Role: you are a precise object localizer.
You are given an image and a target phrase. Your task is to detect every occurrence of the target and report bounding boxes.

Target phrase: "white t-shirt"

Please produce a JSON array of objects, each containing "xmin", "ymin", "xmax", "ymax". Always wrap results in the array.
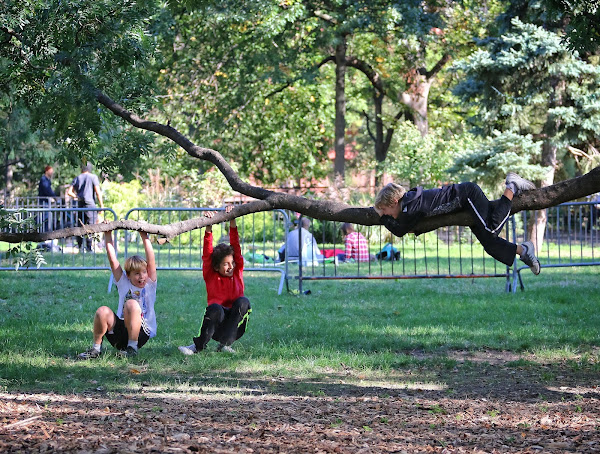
[
  {"xmin": 115, "ymin": 273, "xmax": 158, "ymax": 338},
  {"xmin": 282, "ymin": 227, "xmax": 323, "ymax": 261}
]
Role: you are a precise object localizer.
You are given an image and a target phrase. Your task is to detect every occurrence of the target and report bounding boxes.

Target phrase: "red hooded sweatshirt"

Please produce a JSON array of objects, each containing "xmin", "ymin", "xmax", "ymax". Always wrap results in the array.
[{"xmin": 202, "ymin": 226, "xmax": 245, "ymax": 308}]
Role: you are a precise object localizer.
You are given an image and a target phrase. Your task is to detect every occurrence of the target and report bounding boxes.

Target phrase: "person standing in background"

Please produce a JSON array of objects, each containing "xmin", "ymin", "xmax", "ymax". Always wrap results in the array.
[
  {"xmin": 67, "ymin": 163, "xmax": 104, "ymax": 252},
  {"xmin": 38, "ymin": 165, "xmax": 59, "ymax": 204},
  {"xmin": 37, "ymin": 165, "xmax": 60, "ymax": 251}
]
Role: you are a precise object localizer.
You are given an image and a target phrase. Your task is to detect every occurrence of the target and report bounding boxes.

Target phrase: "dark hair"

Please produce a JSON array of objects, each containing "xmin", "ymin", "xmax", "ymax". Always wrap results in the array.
[
  {"xmin": 340, "ymin": 223, "xmax": 354, "ymax": 235},
  {"xmin": 212, "ymin": 243, "xmax": 234, "ymax": 270}
]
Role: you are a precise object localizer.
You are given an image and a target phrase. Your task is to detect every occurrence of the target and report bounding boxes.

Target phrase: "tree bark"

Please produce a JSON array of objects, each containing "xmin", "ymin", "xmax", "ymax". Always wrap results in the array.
[
  {"xmin": 334, "ymin": 39, "xmax": 347, "ymax": 179},
  {"xmin": 400, "ymin": 69, "xmax": 430, "ymax": 137},
  {"xmin": 1, "ymin": 91, "xmax": 599, "ymax": 244},
  {"xmin": 529, "ymin": 77, "xmax": 564, "ymax": 252},
  {"xmin": 4, "ymin": 153, "xmax": 13, "ymax": 201}
]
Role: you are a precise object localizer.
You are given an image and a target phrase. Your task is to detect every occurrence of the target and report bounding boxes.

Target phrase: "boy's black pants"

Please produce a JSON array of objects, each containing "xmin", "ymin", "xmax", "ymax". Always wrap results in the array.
[
  {"xmin": 194, "ymin": 297, "xmax": 251, "ymax": 351},
  {"xmin": 455, "ymin": 182, "xmax": 517, "ymax": 266}
]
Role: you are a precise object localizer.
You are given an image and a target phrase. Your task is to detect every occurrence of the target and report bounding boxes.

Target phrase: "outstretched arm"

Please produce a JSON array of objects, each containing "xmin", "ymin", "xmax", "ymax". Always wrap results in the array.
[
  {"xmin": 380, "ymin": 213, "xmax": 423, "ymax": 239},
  {"xmin": 140, "ymin": 231, "xmax": 156, "ymax": 282},
  {"xmin": 104, "ymin": 230, "xmax": 123, "ymax": 282},
  {"xmin": 225, "ymin": 205, "xmax": 236, "ymax": 228}
]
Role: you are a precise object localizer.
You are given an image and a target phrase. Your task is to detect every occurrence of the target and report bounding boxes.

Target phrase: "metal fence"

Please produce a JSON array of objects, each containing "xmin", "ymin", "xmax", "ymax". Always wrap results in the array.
[
  {"xmin": 512, "ymin": 201, "xmax": 600, "ymax": 291},
  {"xmin": 289, "ymin": 202, "xmax": 600, "ymax": 293},
  {"xmin": 123, "ymin": 207, "xmax": 290, "ymax": 295},
  {"xmin": 290, "ymin": 215, "xmax": 514, "ymax": 294},
  {"xmin": 2, "ymin": 196, "xmax": 72, "ymax": 209},
  {"xmin": 2, "ymin": 202, "xmax": 599, "ymax": 295}
]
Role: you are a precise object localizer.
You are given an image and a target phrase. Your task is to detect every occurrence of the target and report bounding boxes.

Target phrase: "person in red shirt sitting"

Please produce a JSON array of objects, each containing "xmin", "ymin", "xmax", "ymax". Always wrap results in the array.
[{"xmin": 179, "ymin": 206, "xmax": 251, "ymax": 354}]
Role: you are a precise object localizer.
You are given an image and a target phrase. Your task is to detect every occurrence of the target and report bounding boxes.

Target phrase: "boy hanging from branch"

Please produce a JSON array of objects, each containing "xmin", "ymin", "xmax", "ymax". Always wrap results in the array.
[
  {"xmin": 373, "ymin": 173, "xmax": 541, "ymax": 275},
  {"xmin": 77, "ymin": 228, "xmax": 157, "ymax": 359},
  {"xmin": 179, "ymin": 205, "xmax": 251, "ymax": 355}
]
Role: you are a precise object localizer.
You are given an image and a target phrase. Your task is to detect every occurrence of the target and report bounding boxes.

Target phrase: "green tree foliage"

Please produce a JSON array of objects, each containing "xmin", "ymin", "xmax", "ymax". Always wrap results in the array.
[
  {"xmin": 452, "ymin": 17, "xmax": 600, "ymax": 184},
  {"xmin": 157, "ymin": 0, "xmax": 455, "ymax": 180},
  {"xmin": 374, "ymin": 121, "xmax": 479, "ymax": 188},
  {"xmin": 535, "ymin": 0, "xmax": 600, "ymax": 54},
  {"xmin": 0, "ymin": 94, "xmax": 58, "ymax": 197},
  {"xmin": 0, "ymin": 0, "xmax": 160, "ymax": 174}
]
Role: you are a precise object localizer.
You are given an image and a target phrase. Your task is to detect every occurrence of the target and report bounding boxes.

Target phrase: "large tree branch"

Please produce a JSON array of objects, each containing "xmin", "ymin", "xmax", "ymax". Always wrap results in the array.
[
  {"xmin": 2, "ymin": 91, "xmax": 599, "ymax": 244},
  {"xmin": 421, "ymin": 54, "xmax": 451, "ymax": 80}
]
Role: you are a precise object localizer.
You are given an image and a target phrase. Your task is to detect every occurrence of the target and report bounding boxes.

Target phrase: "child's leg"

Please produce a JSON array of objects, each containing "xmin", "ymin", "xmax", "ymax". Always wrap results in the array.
[
  {"xmin": 217, "ymin": 297, "xmax": 251, "ymax": 347},
  {"xmin": 77, "ymin": 306, "xmax": 116, "ymax": 359},
  {"xmin": 92, "ymin": 306, "xmax": 116, "ymax": 345},
  {"xmin": 193, "ymin": 304, "xmax": 225, "ymax": 351},
  {"xmin": 123, "ymin": 299, "xmax": 142, "ymax": 343},
  {"xmin": 470, "ymin": 222, "xmax": 518, "ymax": 266},
  {"xmin": 459, "ymin": 182, "xmax": 511, "ymax": 236}
]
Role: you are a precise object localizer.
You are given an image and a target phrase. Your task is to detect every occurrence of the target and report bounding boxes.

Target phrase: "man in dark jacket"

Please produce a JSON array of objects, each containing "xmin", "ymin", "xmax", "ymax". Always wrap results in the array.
[{"xmin": 38, "ymin": 165, "xmax": 58, "ymax": 203}]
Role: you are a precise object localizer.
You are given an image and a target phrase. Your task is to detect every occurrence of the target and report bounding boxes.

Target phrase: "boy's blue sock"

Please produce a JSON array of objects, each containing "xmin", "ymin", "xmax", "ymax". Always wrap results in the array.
[{"xmin": 93, "ymin": 343, "xmax": 102, "ymax": 352}]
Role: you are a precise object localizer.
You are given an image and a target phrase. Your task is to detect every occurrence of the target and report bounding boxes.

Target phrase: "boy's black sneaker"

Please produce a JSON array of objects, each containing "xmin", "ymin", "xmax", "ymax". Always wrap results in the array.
[
  {"xmin": 77, "ymin": 347, "xmax": 101, "ymax": 360},
  {"xmin": 118, "ymin": 346, "xmax": 138, "ymax": 358},
  {"xmin": 519, "ymin": 241, "xmax": 541, "ymax": 275},
  {"xmin": 505, "ymin": 173, "xmax": 536, "ymax": 196}
]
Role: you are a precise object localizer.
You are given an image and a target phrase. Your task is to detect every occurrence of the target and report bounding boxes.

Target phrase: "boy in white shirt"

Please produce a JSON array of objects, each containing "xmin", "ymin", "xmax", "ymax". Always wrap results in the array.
[{"xmin": 77, "ymin": 229, "xmax": 157, "ymax": 359}]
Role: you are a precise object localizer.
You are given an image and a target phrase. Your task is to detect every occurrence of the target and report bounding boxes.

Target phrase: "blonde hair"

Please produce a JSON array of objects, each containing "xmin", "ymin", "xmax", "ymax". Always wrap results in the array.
[
  {"xmin": 124, "ymin": 255, "xmax": 147, "ymax": 275},
  {"xmin": 374, "ymin": 183, "xmax": 407, "ymax": 209}
]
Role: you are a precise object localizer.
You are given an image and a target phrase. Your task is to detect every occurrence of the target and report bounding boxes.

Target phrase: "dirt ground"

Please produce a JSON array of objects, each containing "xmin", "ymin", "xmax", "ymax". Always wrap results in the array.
[{"xmin": 2, "ymin": 350, "xmax": 600, "ymax": 453}]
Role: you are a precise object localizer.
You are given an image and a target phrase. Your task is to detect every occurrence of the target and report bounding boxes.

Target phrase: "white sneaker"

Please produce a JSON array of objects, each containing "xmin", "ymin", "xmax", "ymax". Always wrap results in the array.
[
  {"xmin": 216, "ymin": 344, "xmax": 235, "ymax": 353},
  {"xmin": 505, "ymin": 172, "xmax": 536, "ymax": 196},
  {"xmin": 178, "ymin": 344, "xmax": 197, "ymax": 356},
  {"xmin": 519, "ymin": 241, "xmax": 541, "ymax": 275}
]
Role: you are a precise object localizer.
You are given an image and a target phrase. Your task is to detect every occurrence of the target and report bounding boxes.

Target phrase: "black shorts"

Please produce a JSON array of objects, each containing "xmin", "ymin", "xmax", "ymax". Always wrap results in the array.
[{"xmin": 105, "ymin": 311, "xmax": 150, "ymax": 350}]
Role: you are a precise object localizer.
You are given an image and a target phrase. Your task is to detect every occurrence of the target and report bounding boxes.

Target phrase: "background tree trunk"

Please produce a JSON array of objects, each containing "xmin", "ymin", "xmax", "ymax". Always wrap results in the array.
[
  {"xmin": 529, "ymin": 78, "xmax": 564, "ymax": 252},
  {"xmin": 4, "ymin": 153, "xmax": 14, "ymax": 201},
  {"xmin": 400, "ymin": 69, "xmax": 431, "ymax": 137},
  {"xmin": 334, "ymin": 38, "xmax": 347, "ymax": 180}
]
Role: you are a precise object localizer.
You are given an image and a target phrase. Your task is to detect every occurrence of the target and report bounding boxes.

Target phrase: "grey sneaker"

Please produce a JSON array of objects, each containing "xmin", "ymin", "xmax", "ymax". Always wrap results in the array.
[
  {"xmin": 506, "ymin": 172, "xmax": 536, "ymax": 196},
  {"xmin": 118, "ymin": 346, "xmax": 138, "ymax": 358},
  {"xmin": 178, "ymin": 344, "xmax": 197, "ymax": 356},
  {"xmin": 520, "ymin": 241, "xmax": 541, "ymax": 275},
  {"xmin": 77, "ymin": 347, "xmax": 101, "ymax": 360},
  {"xmin": 216, "ymin": 344, "xmax": 235, "ymax": 353}
]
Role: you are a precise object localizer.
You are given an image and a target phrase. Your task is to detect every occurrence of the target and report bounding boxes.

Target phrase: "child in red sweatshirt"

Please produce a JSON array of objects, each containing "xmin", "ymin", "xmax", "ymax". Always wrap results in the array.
[{"xmin": 179, "ymin": 206, "xmax": 251, "ymax": 354}]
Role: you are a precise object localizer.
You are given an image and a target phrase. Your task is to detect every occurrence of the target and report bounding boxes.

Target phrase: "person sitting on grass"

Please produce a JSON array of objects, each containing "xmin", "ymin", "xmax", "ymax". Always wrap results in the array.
[
  {"xmin": 77, "ymin": 229, "xmax": 157, "ymax": 359},
  {"xmin": 373, "ymin": 173, "xmax": 541, "ymax": 275},
  {"xmin": 179, "ymin": 206, "xmax": 251, "ymax": 355},
  {"xmin": 340, "ymin": 223, "xmax": 372, "ymax": 262}
]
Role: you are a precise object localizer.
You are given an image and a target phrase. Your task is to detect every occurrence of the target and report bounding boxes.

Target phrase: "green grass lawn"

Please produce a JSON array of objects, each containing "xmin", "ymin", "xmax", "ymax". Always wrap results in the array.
[{"xmin": 0, "ymin": 267, "xmax": 598, "ymax": 395}]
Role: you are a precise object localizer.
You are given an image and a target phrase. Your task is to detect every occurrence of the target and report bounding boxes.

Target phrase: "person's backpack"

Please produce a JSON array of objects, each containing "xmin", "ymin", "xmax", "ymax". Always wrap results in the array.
[{"xmin": 376, "ymin": 242, "xmax": 401, "ymax": 261}]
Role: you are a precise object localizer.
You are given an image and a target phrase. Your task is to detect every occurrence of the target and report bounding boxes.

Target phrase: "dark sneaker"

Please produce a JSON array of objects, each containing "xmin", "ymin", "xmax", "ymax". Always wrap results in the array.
[
  {"xmin": 506, "ymin": 172, "xmax": 536, "ymax": 196},
  {"xmin": 216, "ymin": 343, "xmax": 235, "ymax": 353},
  {"xmin": 77, "ymin": 347, "xmax": 101, "ymax": 360},
  {"xmin": 520, "ymin": 241, "xmax": 541, "ymax": 275},
  {"xmin": 118, "ymin": 346, "xmax": 138, "ymax": 358}
]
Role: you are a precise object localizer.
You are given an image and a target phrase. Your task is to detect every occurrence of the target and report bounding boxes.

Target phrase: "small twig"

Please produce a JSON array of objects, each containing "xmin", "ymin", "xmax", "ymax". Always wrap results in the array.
[{"xmin": 3, "ymin": 415, "xmax": 41, "ymax": 430}]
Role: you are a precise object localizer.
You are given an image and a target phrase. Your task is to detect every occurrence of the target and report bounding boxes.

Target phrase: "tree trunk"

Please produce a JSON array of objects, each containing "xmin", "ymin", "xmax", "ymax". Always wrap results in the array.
[
  {"xmin": 400, "ymin": 69, "xmax": 431, "ymax": 137},
  {"xmin": 529, "ymin": 78, "xmax": 564, "ymax": 253},
  {"xmin": 4, "ymin": 153, "xmax": 13, "ymax": 201},
  {"xmin": 334, "ymin": 39, "xmax": 347, "ymax": 180},
  {"xmin": 373, "ymin": 92, "xmax": 387, "ymax": 162}
]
